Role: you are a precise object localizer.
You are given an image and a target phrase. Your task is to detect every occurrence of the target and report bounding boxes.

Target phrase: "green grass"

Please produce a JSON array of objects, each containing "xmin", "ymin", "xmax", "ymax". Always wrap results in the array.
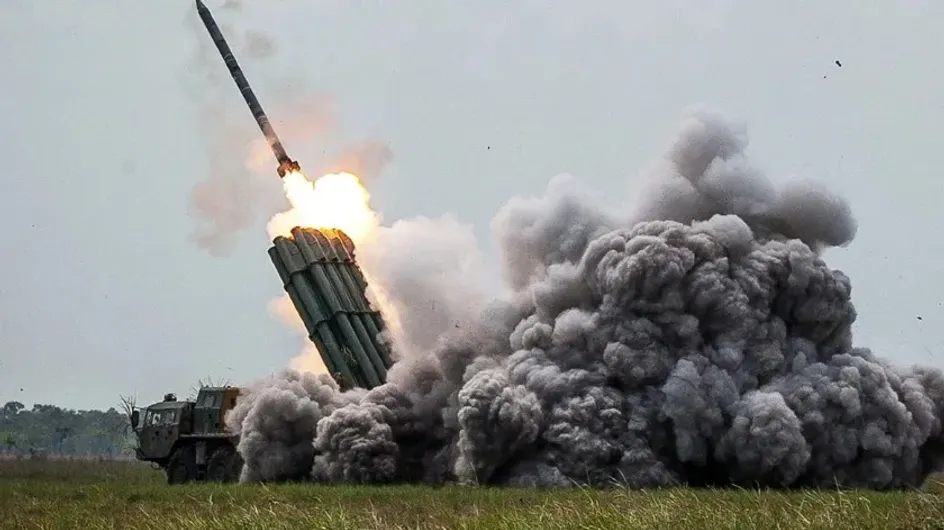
[{"xmin": 2, "ymin": 458, "xmax": 944, "ymax": 530}]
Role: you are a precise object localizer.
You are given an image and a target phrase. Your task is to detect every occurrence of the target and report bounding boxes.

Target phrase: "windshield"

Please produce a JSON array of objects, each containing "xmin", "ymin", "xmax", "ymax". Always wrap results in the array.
[{"xmin": 144, "ymin": 408, "xmax": 179, "ymax": 426}]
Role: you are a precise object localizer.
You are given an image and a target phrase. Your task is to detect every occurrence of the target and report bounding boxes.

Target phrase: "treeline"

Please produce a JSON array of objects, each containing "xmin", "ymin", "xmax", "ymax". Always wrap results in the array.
[{"xmin": 0, "ymin": 401, "xmax": 133, "ymax": 458}]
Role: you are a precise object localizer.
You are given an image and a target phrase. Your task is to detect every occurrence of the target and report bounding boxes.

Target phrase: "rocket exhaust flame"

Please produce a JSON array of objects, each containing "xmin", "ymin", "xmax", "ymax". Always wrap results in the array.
[
  {"xmin": 194, "ymin": 0, "xmax": 300, "ymax": 178},
  {"xmin": 267, "ymin": 172, "xmax": 380, "ymax": 244}
]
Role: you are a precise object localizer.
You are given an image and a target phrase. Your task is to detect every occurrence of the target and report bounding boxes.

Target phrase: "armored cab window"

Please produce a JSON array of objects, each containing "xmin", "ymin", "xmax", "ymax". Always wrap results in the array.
[{"xmin": 147, "ymin": 409, "xmax": 177, "ymax": 426}]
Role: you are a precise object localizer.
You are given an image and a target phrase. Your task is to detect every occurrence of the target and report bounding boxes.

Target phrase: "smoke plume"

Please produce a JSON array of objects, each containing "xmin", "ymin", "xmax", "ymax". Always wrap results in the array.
[
  {"xmin": 226, "ymin": 108, "xmax": 944, "ymax": 489},
  {"xmin": 357, "ymin": 214, "xmax": 491, "ymax": 359}
]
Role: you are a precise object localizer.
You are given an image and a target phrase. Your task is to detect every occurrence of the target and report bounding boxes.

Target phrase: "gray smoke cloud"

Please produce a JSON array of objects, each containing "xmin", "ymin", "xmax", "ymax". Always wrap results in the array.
[
  {"xmin": 225, "ymin": 108, "xmax": 944, "ymax": 490},
  {"xmin": 357, "ymin": 213, "xmax": 491, "ymax": 359}
]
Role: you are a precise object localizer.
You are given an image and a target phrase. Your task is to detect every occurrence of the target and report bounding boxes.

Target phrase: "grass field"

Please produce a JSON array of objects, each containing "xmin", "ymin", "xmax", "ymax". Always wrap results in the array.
[{"xmin": 2, "ymin": 458, "xmax": 944, "ymax": 530}]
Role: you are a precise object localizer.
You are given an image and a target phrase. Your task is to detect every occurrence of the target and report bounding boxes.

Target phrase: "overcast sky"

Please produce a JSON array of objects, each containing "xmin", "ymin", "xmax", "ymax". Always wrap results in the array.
[{"xmin": 1, "ymin": 1, "xmax": 942, "ymax": 410}]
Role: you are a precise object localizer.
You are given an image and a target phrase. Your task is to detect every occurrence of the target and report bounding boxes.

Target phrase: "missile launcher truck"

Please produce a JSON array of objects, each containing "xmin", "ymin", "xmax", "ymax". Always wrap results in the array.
[
  {"xmin": 130, "ymin": 227, "xmax": 395, "ymax": 484},
  {"xmin": 132, "ymin": 3, "xmax": 396, "ymax": 484},
  {"xmin": 131, "ymin": 387, "xmax": 244, "ymax": 484}
]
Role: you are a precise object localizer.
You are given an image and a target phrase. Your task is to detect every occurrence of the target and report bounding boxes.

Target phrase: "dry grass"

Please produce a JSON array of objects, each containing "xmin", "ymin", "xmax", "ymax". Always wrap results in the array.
[{"xmin": 2, "ymin": 458, "xmax": 944, "ymax": 529}]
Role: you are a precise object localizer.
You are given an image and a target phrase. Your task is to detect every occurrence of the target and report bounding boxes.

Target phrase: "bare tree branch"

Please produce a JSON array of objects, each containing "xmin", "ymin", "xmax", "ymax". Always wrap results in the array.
[{"xmin": 118, "ymin": 394, "xmax": 137, "ymax": 419}]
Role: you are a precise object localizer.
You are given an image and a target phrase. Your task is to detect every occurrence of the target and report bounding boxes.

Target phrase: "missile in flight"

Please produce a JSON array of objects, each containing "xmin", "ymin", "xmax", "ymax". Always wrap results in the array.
[{"xmin": 194, "ymin": 0, "xmax": 300, "ymax": 178}]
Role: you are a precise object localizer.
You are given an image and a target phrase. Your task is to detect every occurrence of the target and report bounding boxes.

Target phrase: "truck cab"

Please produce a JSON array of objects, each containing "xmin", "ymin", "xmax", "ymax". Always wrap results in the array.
[
  {"xmin": 134, "ymin": 394, "xmax": 191, "ymax": 464},
  {"xmin": 131, "ymin": 387, "xmax": 243, "ymax": 484}
]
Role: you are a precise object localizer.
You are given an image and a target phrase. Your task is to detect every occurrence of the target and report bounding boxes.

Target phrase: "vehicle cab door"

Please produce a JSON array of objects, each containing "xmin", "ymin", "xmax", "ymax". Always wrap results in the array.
[
  {"xmin": 147, "ymin": 408, "xmax": 183, "ymax": 459},
  {"xmin": 137, "ymin": 409, "xmax": 157, "ymax": 457}
]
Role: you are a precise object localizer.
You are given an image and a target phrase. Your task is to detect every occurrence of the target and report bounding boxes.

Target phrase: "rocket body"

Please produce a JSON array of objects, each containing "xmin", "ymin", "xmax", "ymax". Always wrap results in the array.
[{"xmin": 194, "ymin": 0, "xmax": 300, "ymax": 177}]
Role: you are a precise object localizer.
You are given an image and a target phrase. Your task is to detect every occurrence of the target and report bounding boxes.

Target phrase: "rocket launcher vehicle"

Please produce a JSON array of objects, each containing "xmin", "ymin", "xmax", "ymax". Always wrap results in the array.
[
  {"xmin": 130, "ymin": 228, "xmax": 396, "ymax": 485},
  {"xmin": 269, "ymin": 227, "xmax": 395, "ymax": 390}
]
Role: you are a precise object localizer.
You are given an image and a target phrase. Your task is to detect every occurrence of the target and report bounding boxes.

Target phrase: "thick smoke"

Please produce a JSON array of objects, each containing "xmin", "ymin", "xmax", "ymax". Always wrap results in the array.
[
  {"xmin": 357, "ymin": 214, "xmax": 491, "ymax": 359},
  {"xmin": 225, "ymin": 108, "xmax": 944, "ymax": 489}
]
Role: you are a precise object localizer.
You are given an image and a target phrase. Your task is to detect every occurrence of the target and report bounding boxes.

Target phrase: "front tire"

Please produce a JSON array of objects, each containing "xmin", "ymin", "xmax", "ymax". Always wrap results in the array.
[
  {"xmin": 206, "ymin": 445, "xmax": 242, "ymax": 483},
  {"xmin": 166, "ymin": 446, "xmax": 197, "ymax": 485}
]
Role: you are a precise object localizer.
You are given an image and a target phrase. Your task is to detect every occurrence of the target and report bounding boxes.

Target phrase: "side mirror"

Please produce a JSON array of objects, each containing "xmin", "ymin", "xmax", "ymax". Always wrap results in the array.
[{"xmin": 131, "ymin": 409, "xmax": 140, "ymax": 429}]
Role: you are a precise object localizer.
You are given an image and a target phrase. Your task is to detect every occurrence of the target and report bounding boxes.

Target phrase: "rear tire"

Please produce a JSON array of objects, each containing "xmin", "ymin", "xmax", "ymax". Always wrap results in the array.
[
  {"xmin": 166, "ymin": 446, "xmax": 197, "ymax": 485},
  {"xmin": 206, "ymin": 445, "xmax": 242, "ymax": 483}
]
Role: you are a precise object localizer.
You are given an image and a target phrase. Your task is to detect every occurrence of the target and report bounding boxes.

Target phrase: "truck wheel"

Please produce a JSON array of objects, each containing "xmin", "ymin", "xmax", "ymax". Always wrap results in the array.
[
  {"xmin": 206, "ymin": 446, "xmax": 242, "ymax": 483},
  {"xmin": 166, "ymin": 446, "xmax": 197, "ymax": 485}
]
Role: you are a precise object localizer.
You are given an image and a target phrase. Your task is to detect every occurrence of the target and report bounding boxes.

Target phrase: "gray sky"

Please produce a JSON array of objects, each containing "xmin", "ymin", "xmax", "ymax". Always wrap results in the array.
[{"xmin": 1, "ymin": 0, "xmax": 943, "ymax": 411}]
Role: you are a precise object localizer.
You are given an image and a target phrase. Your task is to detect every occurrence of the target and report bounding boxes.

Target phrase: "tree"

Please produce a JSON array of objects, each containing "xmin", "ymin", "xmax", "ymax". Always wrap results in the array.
[
  {"xmin": 0, "ymin": 403, "xmax": 134, "ymax": 458},
  {"xmin": 118, "ymin": 395, "xmax": 137, "ymax": 420},
  {"xmin": 3, "ymin": 432, "xmax": 16, "ymax": 454},
  {"xmin": 118, "ymin": 394, "xmax": 137, "ymax": 432},
  {"xmin": 54, "ymin": 426, "xmax": 73, "ymax": 454},
  {"xmin": 2, "ymin": 401, "xmax": 24, "ymax": 417}
]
